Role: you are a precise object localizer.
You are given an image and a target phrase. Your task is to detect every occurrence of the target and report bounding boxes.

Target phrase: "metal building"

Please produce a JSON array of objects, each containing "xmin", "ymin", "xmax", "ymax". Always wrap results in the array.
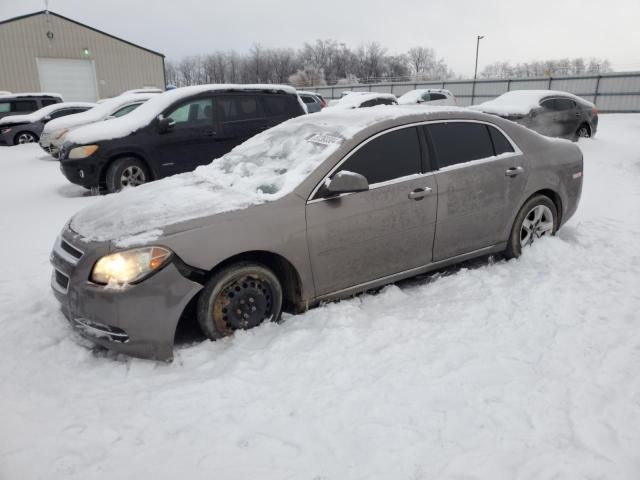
[{"xmin": 0, "ymin": 10, "xmax": 165, "ymax": 102}]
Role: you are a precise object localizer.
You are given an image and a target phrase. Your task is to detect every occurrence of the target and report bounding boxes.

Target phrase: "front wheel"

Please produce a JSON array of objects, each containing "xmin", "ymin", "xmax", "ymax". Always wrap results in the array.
[
  {"xmin": 505, "ymin": 195, "xmax": 558, "ymax": 259},
  {"xmin": 14, "ymin": 131, "xmax": 38, "ymax": 145},
  {"xmin": 105, "ymin": 157, "xmax": 150, "ymax": 193},
  {"xmin": 197, "ymin": 262, "xmax": 283, "ymax": 340}
]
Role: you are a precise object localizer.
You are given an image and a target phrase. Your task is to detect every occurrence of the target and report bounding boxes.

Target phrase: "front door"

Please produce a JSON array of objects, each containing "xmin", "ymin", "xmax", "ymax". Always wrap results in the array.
[
  {"xmin": 305, "ymin": 126, "xmax": 437, "ymax": 296},
  {"xmin": 152, "ymin": 96, "xmax": 224, "ymax": 177},
  {"xmin": 424, "ymin": 121, "xmax": 528, "ymax": 261}
]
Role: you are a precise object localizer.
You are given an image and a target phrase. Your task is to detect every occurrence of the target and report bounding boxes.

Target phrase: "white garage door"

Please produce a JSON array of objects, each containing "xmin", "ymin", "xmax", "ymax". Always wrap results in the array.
[{"xmin": 37, "ymin": 58, "xmax": 98, "ymax": 102}]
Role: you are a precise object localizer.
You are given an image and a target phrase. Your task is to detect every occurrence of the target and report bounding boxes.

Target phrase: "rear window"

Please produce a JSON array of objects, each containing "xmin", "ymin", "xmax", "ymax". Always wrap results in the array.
[
  {"xmin": 488, "ymin": 126, "xmax": 515, "ymax": 155},
  {"xmin": 41, "ymin": 99, "xmax": 59, "ymax": 107},
  {"xmin": 425, "ymin": 122, "xmax": 494, "ymax": 168},
  {"xmin": 263, "ymin": 95, "xmax": 295, "ymax": 116},
  {"xmin": 430, "ymin": 93, "xmax": 447, "ymax": 101},
  {"xmin": 218, "ymin": 96, "xmax": 264, "ymax": 122},
  {"xmin": 13, "ymin": 100, "xmax": 37, "ymax": 112},
  {"xmin": 300, "ymin": 95, "xmax": 316, "ymax": 104}
]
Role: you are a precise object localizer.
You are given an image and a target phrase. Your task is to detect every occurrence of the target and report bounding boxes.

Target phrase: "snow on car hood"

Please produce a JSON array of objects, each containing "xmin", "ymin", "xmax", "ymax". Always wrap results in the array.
[
  {"xmin": 0, "ymin": 102, "xmax": 95, "ymax": 126},
  {"xmin": 65, "ymin": 84, "xmax": 299, "ymax": 145},
  {"xmin": 470, "ymin": 90, "xmax": 594, "ymax": 116},
  {"xmin": 41, "ymin": 93, "xmax": 155, "ymax": 135},
  {"xmin": 70, "ymin": 107, "xmax": 430, "ymax": 245}
]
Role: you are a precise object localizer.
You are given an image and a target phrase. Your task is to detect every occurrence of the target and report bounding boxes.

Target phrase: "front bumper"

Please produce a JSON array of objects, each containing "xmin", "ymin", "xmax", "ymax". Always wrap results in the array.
[
  {"xmin": 0, "ymin": 130, "xmax": 14, "ymax": 146},
  {"xmin": 59, "ymin": 155, "xmax": 107, "ymax": 187},
  {"xmin": 50, "ymin": 228, "xmax": 203, "ymax": 361}
]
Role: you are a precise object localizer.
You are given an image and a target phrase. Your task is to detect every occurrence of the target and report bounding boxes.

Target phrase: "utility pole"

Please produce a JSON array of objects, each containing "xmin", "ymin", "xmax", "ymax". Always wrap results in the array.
[{"xmin": 474, "ymin": 35, "xmax": 485, "ymax": 80}]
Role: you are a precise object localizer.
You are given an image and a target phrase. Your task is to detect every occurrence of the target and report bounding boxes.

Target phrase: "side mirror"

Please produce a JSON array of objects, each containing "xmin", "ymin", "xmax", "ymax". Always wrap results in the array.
[
  {"xmin": 157, "ymin": 116, "xmax": 175, "ymax": 133},
  {"xmin": 326, "ymin": 171, "xmax": 369, "ymax": 195}
]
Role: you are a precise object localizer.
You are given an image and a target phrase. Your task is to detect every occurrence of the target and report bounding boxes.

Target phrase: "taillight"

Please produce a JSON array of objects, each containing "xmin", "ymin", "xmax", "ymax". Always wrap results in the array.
[
  {"xmin": 320, "ymin": 98, "xmax": 327, "ymax": 108},
  {"xmin": 591, "ymin": 107, "xmax": 598, "ymax": 116}
]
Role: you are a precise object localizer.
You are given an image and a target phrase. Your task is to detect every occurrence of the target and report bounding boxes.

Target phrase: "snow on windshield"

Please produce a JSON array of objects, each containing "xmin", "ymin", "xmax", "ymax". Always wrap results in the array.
[
  {"xmin": 0, "ymin": 102, "xmax": 95, "ymax": 126},
  {"xmin": 70, "ymin": 107, "xmax": 414, "ymax": 244},
  {"xmin": 471, "ymin": 90, "xmax": 594, "ymax": 115}
]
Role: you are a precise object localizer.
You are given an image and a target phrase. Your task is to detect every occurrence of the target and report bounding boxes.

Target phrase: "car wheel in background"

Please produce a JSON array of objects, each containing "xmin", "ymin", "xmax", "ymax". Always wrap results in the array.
[
  {"xmin": 197, "ymin": 262, "xmax": 284, "ymax": 340},
  {"xmin": 14, "ymin": 132, "xmax": 38, "ymax": 145},
  {"xmin": 576, "ymin": 124, "xmax": 591, "ymax": 139},
  {"xmin": 505, "ymin": 194, "xmax": 558, "ymax": 259},
  {"xmin": 105, "ymin": 157, "xmax": 150, "ymax": 193}
]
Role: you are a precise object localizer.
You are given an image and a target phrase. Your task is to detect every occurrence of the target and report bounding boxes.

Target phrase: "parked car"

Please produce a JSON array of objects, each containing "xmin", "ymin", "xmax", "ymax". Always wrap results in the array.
[
  {"xmin": 329, "ymin": 92, "xmax": 398, "ymax": 109},
  {"xmin": 0, "ymin": 93, "xmax": 63, "ymax": 120},
  {"xmin": 297, "ymin": 91, "xmax": 326, "ymax": 113},
  {"xmin": 40, "ymin": 93, "xmax": 157, "ymax": 157},
  {"xmin": 0, "ymin": 102, "xmax": 95, "ymax": 146},
  {"xmin": 51, "ymin": 106, "xmax": 583, "ymax": 361},
  {"xmin": 471, "ymin": 90, "xmax": 598, "ymax": 140},
  {"xmin": 397, "ymin": 88, "xmax": 456, "ymax": 106},
  {"xmin": 58, "ymin": 84, "xmax": 306, "ymax": 193}
]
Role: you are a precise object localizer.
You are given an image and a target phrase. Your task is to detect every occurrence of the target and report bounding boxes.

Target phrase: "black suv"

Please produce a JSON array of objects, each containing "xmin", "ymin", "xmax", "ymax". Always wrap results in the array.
[
  {"xmin": 59, "ymin": 86, "xmax": 305, "ymax": 193},
  {"xmin": 0, "ymin": 93, "xmax": 63, "ymax": 120}
]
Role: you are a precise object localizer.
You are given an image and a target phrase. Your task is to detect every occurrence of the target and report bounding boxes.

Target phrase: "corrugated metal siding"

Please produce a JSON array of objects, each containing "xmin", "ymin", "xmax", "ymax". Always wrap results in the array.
[
  {"xmin": 308, "ymin": 72, "xmax": 640, "ymax": 112},
  {"xmin": 0, "ymin": 13, "xmax": 164, "ymax": 98}
]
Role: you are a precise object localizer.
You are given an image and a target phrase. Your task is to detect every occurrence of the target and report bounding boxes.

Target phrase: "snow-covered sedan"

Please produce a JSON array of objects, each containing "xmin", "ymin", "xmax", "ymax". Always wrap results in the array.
[
  {"xmin": 329, "ymin": 92, "xmax": 398, "ymax": 109},
  {"xmin": 0, "ymin": 102, "xmax": 95, "ymax": 146},
  {"xmin": 51, "ymin": 106, "xmax": 583, "ymax": 361},
  {"xmin": 471, "ymin": 90, "xmax": 598, "ymax": 140},
  {"xmin": 40, "ymin": 93, "xmax": 158, "ymax": 157},
  {"xmin": 397, "ymin": 88, "xmax": 456, "ymax": 106}
]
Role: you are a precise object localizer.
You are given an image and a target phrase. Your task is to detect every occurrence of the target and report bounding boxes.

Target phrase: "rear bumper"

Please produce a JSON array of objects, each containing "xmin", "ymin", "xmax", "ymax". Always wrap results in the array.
[{"xmin": 50, "ymin": 230, "xmax": 203, "ymax": 361}]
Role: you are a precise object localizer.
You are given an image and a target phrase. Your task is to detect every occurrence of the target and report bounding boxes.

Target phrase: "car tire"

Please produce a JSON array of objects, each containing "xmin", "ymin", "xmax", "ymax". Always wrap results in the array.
[
  {"xmin": 105, "ymin": 157, "xmax": 150, "ymax": 193},
  {"xmin": 576, "ymin": 123, "xmax": 591, "ymax": 139},
  {"xmin": 14, "ymin": 131, "xmax": 38, "ymax": 145},
  {"xmin": 197, "ymin": 262, "xmax": 284, "ymax": 340},
  {"xmin": 505, "ymin": 194, "xmax": 558, "ymax": 259}
]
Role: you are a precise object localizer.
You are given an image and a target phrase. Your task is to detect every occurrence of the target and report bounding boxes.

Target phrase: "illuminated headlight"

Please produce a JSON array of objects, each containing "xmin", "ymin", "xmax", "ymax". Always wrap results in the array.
[
  {"xmin": 90, "ymin": 247, "xmax": 172, "ymax": 286},
  {"xmin": 54, "ymin": 128, "xmax": 69, "ymax": 140},
  {"xmin": 0, "ymin": 127, "xmax": 12, "ymax": 134},
  {"xmin": 69, "ymin": 145, "xmax": 99, "ymax": 159}
]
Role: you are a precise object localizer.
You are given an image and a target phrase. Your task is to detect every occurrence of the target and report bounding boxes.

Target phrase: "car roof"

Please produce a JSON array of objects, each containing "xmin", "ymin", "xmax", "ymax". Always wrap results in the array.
[{"xmin": 0, "ymin": 92, "xmax": 63, "ymax": 100}]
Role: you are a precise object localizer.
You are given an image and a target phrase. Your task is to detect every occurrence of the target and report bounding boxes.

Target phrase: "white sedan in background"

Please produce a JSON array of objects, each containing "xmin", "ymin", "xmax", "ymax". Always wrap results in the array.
[{"xmin": 397, "ymin": 88, "xmax": 456, "ymax": 106}]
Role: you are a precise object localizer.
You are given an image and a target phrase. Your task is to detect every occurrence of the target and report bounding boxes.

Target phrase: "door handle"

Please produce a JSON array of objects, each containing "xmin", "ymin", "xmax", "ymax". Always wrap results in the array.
[
  {"xmin": 505, "ymin": 166, "xmax": 524, "ymax": 177},
  {"xmin": 202, "ymin": 129, "xmax": 217, "ymax": 136},
  {"xmin": 408, "ymin": 186, "xmax": 433, "ymax": 200}
]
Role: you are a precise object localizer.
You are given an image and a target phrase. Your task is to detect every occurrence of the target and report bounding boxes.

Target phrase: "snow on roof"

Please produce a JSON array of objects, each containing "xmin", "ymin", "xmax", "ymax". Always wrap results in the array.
[
  {"xmin": 71, "ymin": 106, "xmax": 451, "ymax": 244},
  {"xmin": 0, "ymin": 102, "xmax": 96, "ymax": 126},
  {"xmin": 329, "ymin": 92, "xmax": 397, "ymax": 110},
  {"xmin": 42, "ymin": 93, "xmax": 157, "ymax": 135},
  {"xmin": 397, "ymin": 89, "xmax": 451, "ymax": 105},
  {"xmin": 470, "ymin": 90, "xmax": 594, "ymax": 115},
  {"xmin": 66, "ymin": 84, "xmax": 298, "ymax": 145},
  {"xmin": 0, "ymin": 92, "xmax": 63, "ymax": 100}
]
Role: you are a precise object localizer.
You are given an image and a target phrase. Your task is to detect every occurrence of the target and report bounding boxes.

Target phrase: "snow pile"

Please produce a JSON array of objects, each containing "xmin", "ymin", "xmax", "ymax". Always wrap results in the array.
[
  {"xmin": 70, "ymin": 108, "xmax": 411, "ymax": 243},
  {"xmin": 0, "ymin": 115, "xmax": 639, "ymax": 479},
  {"xmin": 0, "ymin": 102, "xmax": 95, "ymax": 126},
  {"xmin": 471, "ymin": 90, "xmax": 595, "ymax": 115},
  {"xmin": 329, "ymin": 92, "xmax": 397, "ymax": 109},
  {"xmin": 41, "ymin": 93, "xmax": 156, "ymax": 136},
  {"xmin": 66, "ymin": 84, "xmax": 299, "ymax": 145}
]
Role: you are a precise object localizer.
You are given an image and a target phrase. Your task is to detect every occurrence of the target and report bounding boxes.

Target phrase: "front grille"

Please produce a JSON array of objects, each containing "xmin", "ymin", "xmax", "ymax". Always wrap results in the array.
[
  {"xmin": 73, "ymin": 318, "xmax": 129, "ymax": 343},
  {"xmin": 60, "ymin": 239, "xmax": 83, "ymax": 260}
]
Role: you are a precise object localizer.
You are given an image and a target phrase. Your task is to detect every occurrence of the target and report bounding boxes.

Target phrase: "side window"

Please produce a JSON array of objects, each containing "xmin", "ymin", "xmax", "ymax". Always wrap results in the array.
[
  {"xmin": 12, "ymin": 100, "xmax": 37, "ymax": 112},
  {"xmin": 555, "ymin": 98, "xmax": 575, "ymax": 110},
  {"xmin": 49, "ymin": 109, "xmax": 72, "ymax": 119},
  {"xmin": 360, "ymin": 99, "xmax": 377, "ymax": 108},
  {"xmin": 430, "ymin": 93, "xmax": 447, "ymax": 101},
  {"xmin": 425, "ymin": 122, "xmax": 494, "ymax": 168},
  {"xmin": 488, "ymin": 126, "xmax": 515, "ymax": 155},
  {"xmin": 421, "ymin": 93, "xmax": 431, "ymax": 102},
  {"xmin": 166, "ymin": 98, "xmax": 213, "ymax": 129},
  {"xmin": 0, "ymin": 102, "xmax": 10, "ymax": 113},
  {"xmin": 301, "ymin": 95, "xmax": 315, "ymax": 104},
  {"xmin": 112, "ymin": 103, "xmax": 141, "ymax": 118},
  {"xmin": 540, "ymin": 99, "xmax": 556, "ymax": 111},
  {"xmin": 334, "ymin": 127, "xmax": 421, "ymax": 185},
  {"xmin": 41, "ymin": 99, "xmax": 58, "ymax": 107},
  {"xmin": 263, "ymin": 95, "xmax": 293, "ymax": 116},
  {"xmin": 218, "ymin": 95, "xmax": 264, "ymax": 122}
]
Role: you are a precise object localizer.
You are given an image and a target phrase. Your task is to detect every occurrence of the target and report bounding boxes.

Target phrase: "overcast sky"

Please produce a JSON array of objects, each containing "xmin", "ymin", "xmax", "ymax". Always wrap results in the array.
[{"xmin": 2, "ymin": 0, "xmax": 639, "ymax": 76}]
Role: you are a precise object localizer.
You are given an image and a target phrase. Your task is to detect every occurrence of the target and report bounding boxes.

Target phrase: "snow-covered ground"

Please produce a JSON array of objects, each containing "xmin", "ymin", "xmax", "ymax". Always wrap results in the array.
[{"xmin": 1, "ymin": 115, "xmax": 639, "ymax": 479}]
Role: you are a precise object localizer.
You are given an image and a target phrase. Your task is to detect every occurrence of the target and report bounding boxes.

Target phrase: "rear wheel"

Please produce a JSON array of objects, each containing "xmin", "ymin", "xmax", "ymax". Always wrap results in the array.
[
  {"xmin": 105, "ymin": 157, "xmax": 150, "ymax": 193},
  {"xmin": 14, "ymin": 131, "xmax": 38, "ymax": 145},
  {"xmin": 505, "ymin": 195, "xmax": 558, "ymax": 259},
  {"xmin": 197, "ymin": 262, "xmax": 283, "ymax": 340},
  {"xmin": 576, "ymin": 123, "xmax": 591, "ymax": 139}
]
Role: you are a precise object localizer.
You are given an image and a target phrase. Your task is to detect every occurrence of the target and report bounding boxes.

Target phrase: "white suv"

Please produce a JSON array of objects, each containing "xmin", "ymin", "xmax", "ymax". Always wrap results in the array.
[{"xmin": 397, "ymin": 88, "xmax": 456, "ymax": 106}]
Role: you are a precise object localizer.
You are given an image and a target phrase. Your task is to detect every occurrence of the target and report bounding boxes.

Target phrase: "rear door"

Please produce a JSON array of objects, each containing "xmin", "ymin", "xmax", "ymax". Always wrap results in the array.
[
  {"xmin": 555, "ymin": 98, "xmax": 579, "ymax": 137},
  {"xmin": 425, "ymin": 121, "xmax": 528, "ymax": 261},
  {"xmin": 215, "ymin": 94, "xmax": 270, "ymax": 154},
  {"xmin": 305, "ymin": 126, "xmax": 437, "ymax": 296},
  {"xmin": 152, "ymin": 96, "xmax": 220, "ymax": 176}
]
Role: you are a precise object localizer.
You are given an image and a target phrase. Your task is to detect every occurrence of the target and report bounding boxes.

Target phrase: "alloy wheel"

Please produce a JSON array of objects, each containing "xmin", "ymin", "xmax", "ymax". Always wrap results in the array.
[
  {"xmin": 119, "ymin": 165, "xmax": 146, "ymax": 188},
  {"xmin": 17, "ymin": 133, "xmax": 36, "ymax": 144},
  {"xmin": 520, "ymin": 205, "xmax": 554, "ymax": 248},
  {"xmin": 577, "ymin": 126, "xmax": 590, "ymax": 138}
]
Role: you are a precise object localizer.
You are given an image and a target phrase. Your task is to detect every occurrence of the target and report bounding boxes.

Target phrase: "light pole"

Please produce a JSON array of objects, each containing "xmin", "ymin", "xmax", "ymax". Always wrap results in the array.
[{"xmin": 474, "ymin": 35, "xmax": 485, "ymax": 80}]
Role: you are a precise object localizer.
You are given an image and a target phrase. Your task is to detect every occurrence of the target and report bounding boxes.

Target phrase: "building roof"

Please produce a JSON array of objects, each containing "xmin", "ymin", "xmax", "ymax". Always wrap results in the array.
[{"xmin": 0, "ymin": 10, "xmax": 164, "ymax": 58}]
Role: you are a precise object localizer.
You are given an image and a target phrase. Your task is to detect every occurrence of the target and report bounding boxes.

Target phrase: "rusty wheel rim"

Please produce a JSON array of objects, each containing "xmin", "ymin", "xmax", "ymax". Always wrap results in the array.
[{"xmin": 212, "ymin": 273, "xmax": 274, "ymax": 333}]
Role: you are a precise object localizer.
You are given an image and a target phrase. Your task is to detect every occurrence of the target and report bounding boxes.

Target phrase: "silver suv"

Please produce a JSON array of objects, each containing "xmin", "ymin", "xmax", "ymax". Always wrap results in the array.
[{"xmin": 51, "ymin": 106, "xmax": 583, "ymax": 361}]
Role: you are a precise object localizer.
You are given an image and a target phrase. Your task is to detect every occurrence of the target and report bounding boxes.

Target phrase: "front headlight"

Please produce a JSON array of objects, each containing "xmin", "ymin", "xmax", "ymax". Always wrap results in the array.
[
  {"xmin": 69, "ymin": 145, "xmax": 99, "ymax": 159},
  {"xmin": 0, "ymin": 127, "xmax": 12, "ymax": 134},
  {"xmin": 90, "ymin": 246, "xmax": 172, "ymax": 286},
  {"xmin": 54, "ymin": 128, "xmax": 69, "ymax": 140}
]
